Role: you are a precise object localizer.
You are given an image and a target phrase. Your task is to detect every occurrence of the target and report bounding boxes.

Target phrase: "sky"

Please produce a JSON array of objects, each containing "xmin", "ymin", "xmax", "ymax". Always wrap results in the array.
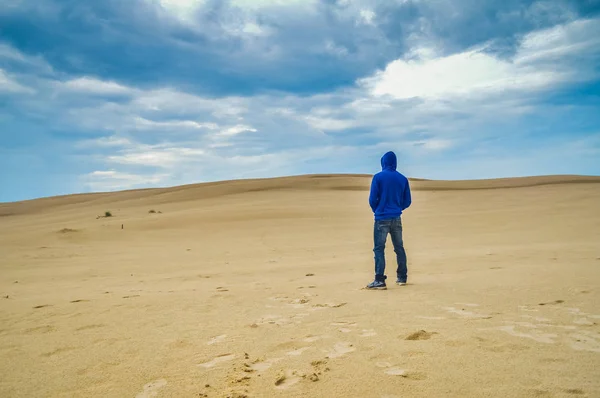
[{"xmin": 1, "ymin": 0, "xmax": 600, "ymax": 202}]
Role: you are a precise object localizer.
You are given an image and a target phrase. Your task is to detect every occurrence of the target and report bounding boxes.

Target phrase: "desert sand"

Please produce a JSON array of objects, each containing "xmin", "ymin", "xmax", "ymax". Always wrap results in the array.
[{"xmin": 1, "ymin": 174, "xmax": 599, "ymax": 398}]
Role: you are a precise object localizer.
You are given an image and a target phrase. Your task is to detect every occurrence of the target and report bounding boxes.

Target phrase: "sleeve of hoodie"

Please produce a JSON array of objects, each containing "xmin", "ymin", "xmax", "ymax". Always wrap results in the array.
[
  {"xmin": 402, "ymin": 178, "xmax": 412, "ymax": 210},
  {"xmin": 369, "ymin": 175, "xmax": 379, "ymax": 212}
]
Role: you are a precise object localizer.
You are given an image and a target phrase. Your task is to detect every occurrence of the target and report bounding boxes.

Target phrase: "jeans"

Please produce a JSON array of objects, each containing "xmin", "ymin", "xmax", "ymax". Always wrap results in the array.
[{"xmin": 373, "ymin": 216, "xmax": 407, "ymax": 282}]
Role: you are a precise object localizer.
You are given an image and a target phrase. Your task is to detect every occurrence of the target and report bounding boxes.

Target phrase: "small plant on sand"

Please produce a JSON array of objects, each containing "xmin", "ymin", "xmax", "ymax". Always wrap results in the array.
[
  {"xmin": 105, "ymin": 211, "xmax": 113, "ymax": 217},
  {"xmin": 149, "ymin": 209, "xmax": 156, "ymax": 214}
]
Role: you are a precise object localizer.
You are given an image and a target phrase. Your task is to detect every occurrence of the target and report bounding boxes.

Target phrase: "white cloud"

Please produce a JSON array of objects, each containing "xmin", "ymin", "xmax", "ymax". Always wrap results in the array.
[
  {"xmin": 323, "ymin": 40, "xmax": 349, "ymax": 57},
  {"xmin": 413, "ymin": 139, "xmax": 453, "ymax": 150},
  {"xmin": 304, "ymin": 115, "xmax": 357, "ymax": 131},
  {"xmin": 77, "ymin": 136, "xmax": 132, "ymax": 148},
  {"xmin": 133, "ymin": 117, "xmax": 219, "ymax": 131},
  {"xmin": 152, "ymin": 0, "xmax": 204, "ymax": 21},
  {"xmin": 107, "ymin": 145, "xmax": 206, "ymax": 167},
  {"xmin": 223, "ymin": 21, "xmax": 272, "ymax": 38},
  {"xmin": 62, "ymin": 77, "xmax": 133, "ymax": 95},
  {"xmin": 84, "ymin": 170, "xmax": 168, "ymax": 191},
  {"xmin": 360, "ymin": 18, "xmax": 600, "ymax": 100},
  {"xmin": 0, "ymin": 69, "xmax": 35, "ymax": 94},
  {"xmin": 230, "ymin": 0, "xmax": 316, "ymax": 10},
  {"xmin": 515, "ymin": 18, "xmax": 600, "ymax": 65},
  {"xmin": 217, "ymin": 125, "xmax": 257, "ymax": 136},
  {"xmin": 360, "ymin": 49, "xmax": 561, "ymax": 99},
  {"xmin": 0, "ymin": 43, "xmax": 54, "ymax": 74},
  {"xmin": 358, "ymin": 9, "xmax": 376, "ymax": 25}
]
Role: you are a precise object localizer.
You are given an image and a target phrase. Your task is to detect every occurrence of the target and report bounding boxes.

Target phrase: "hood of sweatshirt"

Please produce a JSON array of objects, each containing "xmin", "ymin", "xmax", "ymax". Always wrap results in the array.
[{"xmin": 381, "ymin": 151, "xmax": 397, "ymax": 171}]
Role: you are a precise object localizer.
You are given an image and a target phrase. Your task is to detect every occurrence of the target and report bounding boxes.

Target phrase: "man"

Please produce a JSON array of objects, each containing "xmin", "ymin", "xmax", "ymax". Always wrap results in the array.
[{"xmin": 366, "ymin": 151, "xmax": 412, "ymax": 290}]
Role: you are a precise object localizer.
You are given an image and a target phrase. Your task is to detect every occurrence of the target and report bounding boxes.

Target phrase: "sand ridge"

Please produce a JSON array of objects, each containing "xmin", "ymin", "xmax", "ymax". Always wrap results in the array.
[{"xmin": 0, "ymin": 174, "xmax": 599, "ymax": 397}]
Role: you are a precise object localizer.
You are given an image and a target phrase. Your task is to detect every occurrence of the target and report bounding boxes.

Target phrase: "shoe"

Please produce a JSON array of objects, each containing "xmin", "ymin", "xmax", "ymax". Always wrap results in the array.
[
  {"xmin": 366, "ymin": 280, "xmax": 387, "ymax": 290},
  {"xmin": 396, "ymin": 280, "xmax": 407, "ymax": 286}
]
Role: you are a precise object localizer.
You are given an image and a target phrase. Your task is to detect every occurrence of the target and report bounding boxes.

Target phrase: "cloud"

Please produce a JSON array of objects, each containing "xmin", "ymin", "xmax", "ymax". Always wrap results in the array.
[
  {"xmin": 61, "ymin": 77, "xmax": 134, "ymax": 95},
  {"xmin": 77, "ymin": 136, "xmax": 133, "ymax": 148},
  {"xmin": 133, "ymin": 117, "xmax": 219, "ymax": 131},
  {"xmin": 360, "ymin": 18, "xmax": 600, "ymax": 100},
  {"xmin": 358, "ymin": 9, "xmax": 376, "ymax": 25},
  {"xmin": 230, "ymin": 0, "xmax": 317, "ymax": 10},
  {"xmin": 84, "ymin": 170, "xmax": 169, "ymax": 191},
  {"xmin": 217, "ymin": 125, "xmax": 257, "ymax": 136},
  {"xmin": 0, "ymin": 69, "xmax": 35, "ymax": 93},
  {"xmin": 1, "ymin": 5, "xmax": 600, "ymax": 201},
  {"xmin": 0, "ymin": 0, "xmax": 401, "ymax": 95}
]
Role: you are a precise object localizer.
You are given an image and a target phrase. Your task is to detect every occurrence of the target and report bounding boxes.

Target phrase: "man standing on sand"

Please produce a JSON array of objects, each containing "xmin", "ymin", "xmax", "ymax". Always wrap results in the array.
[{"xmin": 366, "ymin": 151, "xmax": 412, "ymax": 290}]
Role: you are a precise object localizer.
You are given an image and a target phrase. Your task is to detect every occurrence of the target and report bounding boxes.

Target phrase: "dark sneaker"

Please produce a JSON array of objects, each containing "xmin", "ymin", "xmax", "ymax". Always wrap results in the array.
[
  {"xmin": 396, "ymin": 280, "xmax": 407, "ymax": 286},
  {"xmin": 366, "ymin": 280, "xmax": 387, "ymax": 290}
]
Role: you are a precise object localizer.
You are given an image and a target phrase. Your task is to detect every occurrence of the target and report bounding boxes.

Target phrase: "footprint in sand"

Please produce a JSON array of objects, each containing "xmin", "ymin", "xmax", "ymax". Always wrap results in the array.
[
  {"xmin": 199, "ymin": 353, "xmax": 235, "ymax": 368},
  {"xmin": 251, "ymin": 357, "xmax": 283, "ymax": 372},
  {"xmin": 207, "ymin": 335, "xmax": 227, "ymax": 345},
  {"xmin": 325, "ymin": 342, "xmax": 355, "ymax": 359},
  {"xmin": 274, "ymin": 370, "xmax": 302, "ymax": 390},
  {"xmin": 376, "ymin": 362, "xmax": 407, "ymax": 377},
  {"xmin": 493, "ymin": 325, "xmax": 557, "ymax": 344},
  {"xmin": 135, "ymin": 379, "xmax": 167, "ymax": 398},
  {"xmin": 286, "ymin": 347, "xmax": 312, "ymax": 356}
]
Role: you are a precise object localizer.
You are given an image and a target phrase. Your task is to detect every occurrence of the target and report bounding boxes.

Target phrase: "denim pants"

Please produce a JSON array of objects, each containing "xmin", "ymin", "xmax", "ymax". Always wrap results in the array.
[{"xmin": 373, "ymin": 216, "xmax": 407, "ymax": 282}]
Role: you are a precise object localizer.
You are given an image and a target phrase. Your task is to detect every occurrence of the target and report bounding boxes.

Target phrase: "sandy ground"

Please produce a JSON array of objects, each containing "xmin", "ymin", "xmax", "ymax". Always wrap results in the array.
[{"xmin": 0, "ymin": 174, "xmax": 599, "ymax": 398}]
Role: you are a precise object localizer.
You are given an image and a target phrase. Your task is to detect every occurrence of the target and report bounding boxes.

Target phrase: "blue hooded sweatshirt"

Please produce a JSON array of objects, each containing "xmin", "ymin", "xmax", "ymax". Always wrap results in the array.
[{"xmin": 369, "ymin": 151, "xmax": 412, "ymax": 220}]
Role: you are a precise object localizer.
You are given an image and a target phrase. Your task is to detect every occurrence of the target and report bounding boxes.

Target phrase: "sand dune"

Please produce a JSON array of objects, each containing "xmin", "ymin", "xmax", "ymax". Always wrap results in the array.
[{"xmin": 1, "ymin": 174, "xmax": 599, "ymax": 397}]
